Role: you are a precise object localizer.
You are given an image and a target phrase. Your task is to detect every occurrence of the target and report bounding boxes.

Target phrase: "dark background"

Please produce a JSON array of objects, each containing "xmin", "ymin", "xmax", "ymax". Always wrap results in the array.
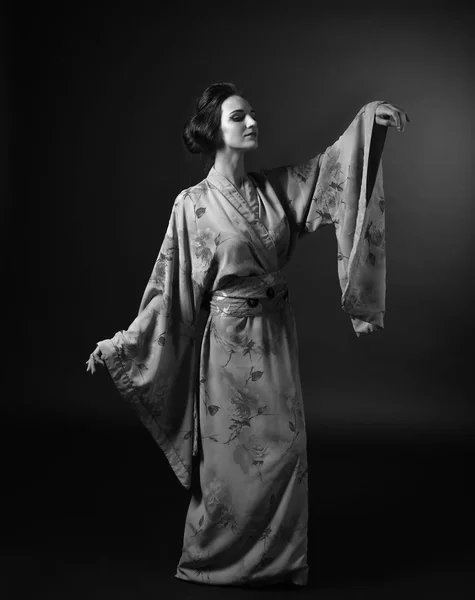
[{"xmin": 6, "ymin": 1, "xmax": 475, "ymax": 598}]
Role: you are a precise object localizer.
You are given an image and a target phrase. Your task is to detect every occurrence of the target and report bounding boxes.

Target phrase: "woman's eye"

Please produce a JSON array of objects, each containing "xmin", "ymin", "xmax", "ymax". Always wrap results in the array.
[{"xmin": 231, "ymin": 113, "xmax": 257, "ymax": 122}]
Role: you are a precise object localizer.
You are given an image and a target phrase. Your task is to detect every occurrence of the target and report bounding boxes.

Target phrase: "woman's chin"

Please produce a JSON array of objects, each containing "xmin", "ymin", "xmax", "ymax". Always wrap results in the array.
[{"xmin": 244, "ymin": 139, "xmax": 259, "ymax": 150}]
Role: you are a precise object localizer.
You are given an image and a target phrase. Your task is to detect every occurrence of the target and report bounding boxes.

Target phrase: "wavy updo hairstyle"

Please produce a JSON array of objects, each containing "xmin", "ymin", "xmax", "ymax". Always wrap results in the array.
[{"xmin": 183, "ymin": 82, "xmax": 242, "ymax": 160}]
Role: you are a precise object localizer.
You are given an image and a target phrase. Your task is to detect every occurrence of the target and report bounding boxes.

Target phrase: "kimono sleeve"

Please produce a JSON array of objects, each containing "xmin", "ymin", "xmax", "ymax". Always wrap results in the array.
[
  {"xmin": 263, "ymin": 101, "xmax": 388, "ymax": 337},
  {"xmin": 97, "ymin": 191, "xmax": 216, "ymax": 489}
]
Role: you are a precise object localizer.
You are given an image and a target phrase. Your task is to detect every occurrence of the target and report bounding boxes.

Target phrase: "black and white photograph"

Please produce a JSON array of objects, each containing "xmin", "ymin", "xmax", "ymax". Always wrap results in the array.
[{"xmin": 4, "ymin": 0, "xmax": 474, "ymax": 597}]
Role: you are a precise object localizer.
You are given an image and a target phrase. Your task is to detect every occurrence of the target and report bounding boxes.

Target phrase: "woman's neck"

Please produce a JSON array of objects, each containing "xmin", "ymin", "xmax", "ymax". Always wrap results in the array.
[{"xmin": 213, "ymin": 150, "xmax": 246, "ymax": 189}]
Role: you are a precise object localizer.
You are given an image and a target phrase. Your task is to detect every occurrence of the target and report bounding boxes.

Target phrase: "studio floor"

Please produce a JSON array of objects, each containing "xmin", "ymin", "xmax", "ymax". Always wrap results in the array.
[{"xmin": 3, "ymin": 424, "xmax": 474, "ymax": 599}]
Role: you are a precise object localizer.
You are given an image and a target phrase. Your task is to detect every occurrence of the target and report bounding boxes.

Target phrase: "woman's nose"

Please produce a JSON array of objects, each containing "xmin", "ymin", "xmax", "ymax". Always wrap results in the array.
[{"xmin": 246, "ymin": 116, "xmax": 257, "ymax": 128}]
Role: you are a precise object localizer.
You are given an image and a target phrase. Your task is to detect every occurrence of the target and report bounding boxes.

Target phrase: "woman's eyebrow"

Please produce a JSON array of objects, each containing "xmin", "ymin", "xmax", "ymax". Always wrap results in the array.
[{"xmin": 229, "ymin": 109, "xmax": 257, "ymax": 116}]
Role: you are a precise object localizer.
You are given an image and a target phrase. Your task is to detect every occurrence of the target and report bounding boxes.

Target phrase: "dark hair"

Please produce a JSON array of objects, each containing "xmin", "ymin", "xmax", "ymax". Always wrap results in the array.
[{"xmin": 183, "ymin": 82, "xmax": 242, "ymax": 159}]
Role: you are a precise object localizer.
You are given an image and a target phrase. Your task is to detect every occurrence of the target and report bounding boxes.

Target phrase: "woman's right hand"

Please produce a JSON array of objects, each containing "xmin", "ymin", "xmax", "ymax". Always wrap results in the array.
[{"xmin": 86, "ymin": 345, "xmax": 105, "ymax": 374}]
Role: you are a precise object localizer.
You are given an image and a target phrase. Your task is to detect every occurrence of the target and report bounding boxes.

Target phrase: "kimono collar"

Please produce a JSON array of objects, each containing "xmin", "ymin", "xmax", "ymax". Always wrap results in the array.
[
  {"xmin": 206, "ymin": 166, "xmax": 247, "ymax": 192},
  {"xmin": 206, "ymin": 166, "xmax": 257, "ymax": 220},
  {"xmin": 206, "ymin": 166, "xmax": 278, "ymax": 267}
]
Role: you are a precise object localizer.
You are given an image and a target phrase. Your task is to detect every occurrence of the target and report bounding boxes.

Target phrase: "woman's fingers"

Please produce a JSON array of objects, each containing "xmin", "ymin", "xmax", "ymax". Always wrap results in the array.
[
  {"xmin": 376, "ymin": 103, "xmax": 410, "ymax": 132},
  {"xmin": 383, "ymin": 104, "xmax": 401, "ymax": 129},
  {"xmin": 375, "ymin": 115, "xmax": 395, "ymax": 127},
  {"xmin": 389, "ymin": 108, "xmax": 401, "ymax": 130},
  {"xmin": 400, "ymin": 112, "xmax": 407, "ymax": 131},
  {"xmin": 391, "ymin": 105, "xmax": 409, "ymax": 131},
  {"xmin": 85, "ymin": 348, "xmax": 104, "ymax": 374},
  {"xmin": 92, "ymin": 346, "xmax": 104, "ymax": 364}
]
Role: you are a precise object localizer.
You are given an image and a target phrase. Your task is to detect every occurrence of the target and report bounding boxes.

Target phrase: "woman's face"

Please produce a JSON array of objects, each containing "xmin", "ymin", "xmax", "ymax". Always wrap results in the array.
[{"xmin": 219, "ymin": 95, "xmax": 258, "ymax": 152}]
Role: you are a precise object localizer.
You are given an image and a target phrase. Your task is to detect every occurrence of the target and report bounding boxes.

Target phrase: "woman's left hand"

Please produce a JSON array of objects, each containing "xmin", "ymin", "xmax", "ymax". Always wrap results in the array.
[{"xmin": 375, "ymin": 103, "xmax": 410, "ymax": 132}]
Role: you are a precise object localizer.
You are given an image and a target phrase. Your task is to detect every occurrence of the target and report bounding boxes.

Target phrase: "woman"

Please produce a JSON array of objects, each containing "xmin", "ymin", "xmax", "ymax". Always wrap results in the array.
[{"xmin": 86, "ymin": 83, "xmax": 409, "ymax": 588}]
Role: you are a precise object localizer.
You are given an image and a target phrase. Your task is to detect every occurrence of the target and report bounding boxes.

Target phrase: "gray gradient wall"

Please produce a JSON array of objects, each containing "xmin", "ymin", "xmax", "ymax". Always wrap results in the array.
[{"xmin": 16, "ymin": 2, "xmax": 474, "ymax": 439}]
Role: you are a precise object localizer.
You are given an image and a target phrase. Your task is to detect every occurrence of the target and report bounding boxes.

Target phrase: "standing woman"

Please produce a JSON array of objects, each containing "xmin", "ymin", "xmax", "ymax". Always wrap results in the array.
[{"xmin": 86, "ymin": 83, "xmax": 409, "ymax": 588}]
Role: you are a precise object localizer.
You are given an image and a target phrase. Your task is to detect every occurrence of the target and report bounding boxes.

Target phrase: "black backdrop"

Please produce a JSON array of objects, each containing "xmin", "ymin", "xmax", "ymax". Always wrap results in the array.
[
  {"xmin": 6, "ymin": 1, "xmax": 475, "ymax": 596},
  {"xmin": 13, "ymin": 0, "xmax": 473, "ymax": 437}
]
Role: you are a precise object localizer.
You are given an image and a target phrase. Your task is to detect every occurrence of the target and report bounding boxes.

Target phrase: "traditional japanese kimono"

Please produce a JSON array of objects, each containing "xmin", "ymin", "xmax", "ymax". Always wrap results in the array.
[{"xmin": 97, "ymin": 102, "xmax": 388, "ymax": 587}]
